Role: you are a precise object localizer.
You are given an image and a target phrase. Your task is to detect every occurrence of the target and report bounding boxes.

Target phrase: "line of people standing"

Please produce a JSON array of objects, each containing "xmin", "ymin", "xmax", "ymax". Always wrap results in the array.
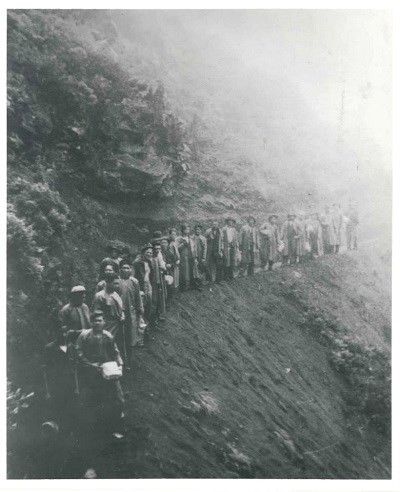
[{"xmin": 42, "ymin": 203, "xmax": 359, "ymax": 445}]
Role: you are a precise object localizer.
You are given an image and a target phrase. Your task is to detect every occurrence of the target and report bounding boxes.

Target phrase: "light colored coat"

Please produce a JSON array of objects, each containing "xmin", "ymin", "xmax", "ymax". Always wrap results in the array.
[
  {"xmin": 119, "ymin": 276, "xmax": 144, "ymax": 347},
  {"xmin": 320, "ymin": 212, "xmax": 336, "ymax": 246},
  {"xmin": 221, "ymin": 225, "xmax": 240, "ymax": 267},
  {"xmin": 176, "ymin": 235, "xmax": 200, "ymax": 283},
  {"xmin": 168, "ymin": 240, "xmax": 180, "ymax": 289},
  {"xmin": 259, "ymin": 222, "xmax": 280, "ymax": 263},
  {"xmin": 306, "ymin": 219, "xmax": 323, "ymax": 256},
  {"xmin": 281, "ymin": 220, "xmax": 302, "ymax": 257},
  {"xmin": 332, "ymin": 210, "xmax": 343, "ymax": 246}
]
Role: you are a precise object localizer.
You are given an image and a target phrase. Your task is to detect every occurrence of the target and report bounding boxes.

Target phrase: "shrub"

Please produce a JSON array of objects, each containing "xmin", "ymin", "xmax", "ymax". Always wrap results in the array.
[{"xmin": 300, "ymin": 311, "xmax": 391, "ymax": 436}]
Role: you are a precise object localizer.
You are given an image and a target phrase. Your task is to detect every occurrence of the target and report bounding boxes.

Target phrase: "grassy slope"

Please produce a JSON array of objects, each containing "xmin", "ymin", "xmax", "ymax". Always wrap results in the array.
[{"xmin": 86, "ymin": 251, "xmax": 390, "ymax": 479}]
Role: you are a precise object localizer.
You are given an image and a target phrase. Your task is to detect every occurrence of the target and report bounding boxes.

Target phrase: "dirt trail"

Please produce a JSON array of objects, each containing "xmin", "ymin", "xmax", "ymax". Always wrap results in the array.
[{"xmin": 84, "ymin": 250, "xmax": 390, "ymax": 479}]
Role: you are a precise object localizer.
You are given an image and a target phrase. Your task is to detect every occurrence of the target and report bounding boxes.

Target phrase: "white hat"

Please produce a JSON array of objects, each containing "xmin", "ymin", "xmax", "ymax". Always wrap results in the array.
[{"xmin": 71, "ymin": 285, "xmax": 86, "ymax": 293}]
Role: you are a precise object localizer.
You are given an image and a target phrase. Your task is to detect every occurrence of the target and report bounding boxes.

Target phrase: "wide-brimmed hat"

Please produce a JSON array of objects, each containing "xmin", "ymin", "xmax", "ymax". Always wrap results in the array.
[
  {"xmin": 71, "ymin": 285, "xmax": 86, "ymax": 294},
  {"xmin": 141, "ymin": 242, "xmax": 153, "ymax": 253},
  {"xmin": 106, "ymin": 242, "xmax": 123, "ymax": 253},
  {"xmin": 225, "ymin": 217, "xmax": 236, "ymax": 224},
  {"xmin": 150, "ymin": 231, "xmax": 163, "ymax": 245},
  {"xmin": 268, "ymin": 213, "xmax": 279, "ymax": 219}
]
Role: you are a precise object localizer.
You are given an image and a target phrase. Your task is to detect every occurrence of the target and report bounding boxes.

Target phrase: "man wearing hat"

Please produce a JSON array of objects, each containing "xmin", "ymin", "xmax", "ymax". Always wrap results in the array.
[
  {"xmin": 320, "ymin": 206, "xmax": 336, "ymax": 254},
  {"xmin": 133, "ymin": 244, "xmax": 154, "ymax": 325},
  {"xmin": 221, "ymin": 218, "xmax": 240, "ymax": 280},
  {"xmin": 60, "ymin": 285, "xmax": 91, "ymax": 343},
  {"xmin": 167, "ymin": 228, "xmax": 181, "ymax": 292},
  {"xmin": 75, "ymin": 310, "xmax": 124, "ymax": 438},
  {"xmin": 92, "ymin": 273, "xmax": 125, "ymax": 357},
  {"xmin": 259, "ymin": 214, "xmax": 281, "ymax": 271},
  {"xmin": 160, "ymin": 236, "xmax": 178, "ymax": 302},
  {"xmin": 332, "ymin": 203, "xmax": 344, "ymax": 253},
  {"xmin": 151, "ymin": 242, "xmax": 168, "ymax": 322},
  {"xmin": 150, "ymin": 230, "xmax": 163, "ymax": 245},
  {"xmin": 281, "ymin": 213, "xmax": 302, "ymax": 265},
  {"xmin": 205, "ymin": 220, "xmax": 223, "ymax": 284},
  {"xmin": 345, "ymin": 202, "xmax": 359, "ymax": 251},
  {"xmin": 176, "ymin": 224, "xmax": 197, "ymax": 291},
  {"xmin": 239, "ymin": 216, "xmax": 260, "ymax": 276},
  {"xmin": 192, "ymin": 224, "xmax": 207, "ymax": 290},
  {"xmin": 119, "ymin": 259, "xmax": 144, "ymax": 360},
  {"xmin": 99, "ymin": 243, "xmax": 123, "ymax": 276},
  {"xmin": 306, "ymin": 212, "xmax": 324, "ymax": 258}
]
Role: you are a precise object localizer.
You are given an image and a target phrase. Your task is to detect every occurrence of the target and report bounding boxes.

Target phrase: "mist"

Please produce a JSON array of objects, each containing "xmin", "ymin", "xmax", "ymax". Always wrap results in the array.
[{"xmin": 83, "ymin": 9, "xmax": 390, "ymax": 237}]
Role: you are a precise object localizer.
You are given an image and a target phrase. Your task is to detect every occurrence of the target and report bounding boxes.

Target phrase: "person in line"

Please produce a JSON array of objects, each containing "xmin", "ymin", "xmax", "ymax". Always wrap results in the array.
[
  {"xmin": 345, "ymin": 202, "xmax": 359, "ymax": 250},
  {"xmin": 332, "ymin": 203, "xmax": 343, "ymax": 254},
  {"xmin": 281, "ymin": 213, "xmax": 301, "ymax": 265},
  {"xmin": 204, "ymin": 220, "xmax": 223, "ymax": 283},
  {"xmin": 160, "ymin": 236, "xmax": 178, "ymax": 303},
  {"xmin": 239, "ymin": 216, "xmax": 260, "ymax": 276},
  {"xmin": 99, "ymin": 244, "xmax": 123, "ymax": 277},
  {"xmin": 320, "ymin": 206, "xmax": 336, "ymax": 254},
  {"xmin": 96, "ymin": 262, "xmax": 117, "ymax": 292},
  {"xmin": 176, "ymin": 224, "xmax": 196, "ymax": 291},
  {"xmin": 133, "ymin": 244, "xmax": 154, "ymax": 326},
  {"xmin": 119, "ymin": 259, "xmax": 145, "ymax": 362},
  {"xmin": 296, "ymin": 212, "xmax": 309, "ymax": 262},
  {"xmin": 75, "ymin": 311, "xmax": 124, "ymax": 438},
  {"xmin": 192, "ymin": 224, "xmax": 207, "ymax": 290},
  {"xmin": 306, "ymin": 212, "xmax": 324, "ymax": 259},
  {"xmin": 221, "ymin": 218, "xmax": 240, "ymax": 280},
  {"xmin": 60, "ymin": 285, "xmax": 91, "ymax": 343},
  {"xmin": 92, "ymin": 273, "xmax": 125, "ymax": 359},
  {"xmin": 259, "ymin": 214, "xmax": 280, "ymax": 271},
  {"xmin": 151, "ymin": 242, "xmax": 167, "ymax": 324},
  {"xmin": 43, "ymin": 324, "xmax": 79, "ymax": 434},
  {"xmin": 168, "ymin": 227, "xmax": 180, "ymax": 293}
]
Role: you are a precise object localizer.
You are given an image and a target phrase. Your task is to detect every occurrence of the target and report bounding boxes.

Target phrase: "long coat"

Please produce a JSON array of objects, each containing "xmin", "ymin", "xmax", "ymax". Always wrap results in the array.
[
  {"xmin": 176, "ymin": 235, "xmax": 200, "ymax": 285},
  {"xmin": 119, "ymin": 276, "xmax": 144, "ymax": 347},
  {"xmin": 151, "ymin": 254, "xmax": 167, "ymax": 318},
  {"xmin": 60, "ymin": 303, "xmax": 91, "ymax": 332},
  {"xmin": 193, "ymin": 234, "xmax": 207, "ymax": 276},
  {"xmin": 205, "ymin": 227, "xmax": 223, "ymax": 281},
  {"xmin": 221, "ymin": 226, "xmax": 240, "ymax": 267},
  {"xmin": 332, "ymin": 211, "xmax": 343, "ymax": 246},
  {"xmin": 306, "ymin": 219, "xmax": 323, "ymax": 256},
  {"xmin": 296, "ymin": 219, "xmax": 308, "ymax": 256},
  {"xmin": 239, "ymin": 224, "xmax": 260, "ymax": 264},
  {"xmin": 133, "ymin": 256, "xmax": 153, "ymax": 321},
  {"xmin": 281, "ymin": 220, "xmax": 302, "ymax": 257},
  {"xmin": 320, "ymin": 212, "xmax": 336, "ymax": 247},
  {"xmin": 259, "ymin": 222, "xmax": 280, "ymax": 263},
  {"xmin": 168, "ymin": 240, "xmax": 180, "ymax": 289},
  {"xmin": 205, "ymin": 228, "xmax": 223, "ymax": 262},
  {"xmin": 92, "ymin": 290, "xmax": 124, "ymax": 337}
]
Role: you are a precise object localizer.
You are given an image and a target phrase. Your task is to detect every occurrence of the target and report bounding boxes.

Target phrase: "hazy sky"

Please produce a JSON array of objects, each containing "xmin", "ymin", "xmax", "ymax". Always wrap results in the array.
[{"xmin": 174, "ymin": 10, "xmax": 392, "ymax": 172}]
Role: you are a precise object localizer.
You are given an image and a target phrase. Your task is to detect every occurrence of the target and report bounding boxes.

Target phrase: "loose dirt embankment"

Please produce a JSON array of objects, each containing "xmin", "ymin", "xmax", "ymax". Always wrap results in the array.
[{"xmin": 86, "ymin": 250, "xmax": 390, "ymax": 479}]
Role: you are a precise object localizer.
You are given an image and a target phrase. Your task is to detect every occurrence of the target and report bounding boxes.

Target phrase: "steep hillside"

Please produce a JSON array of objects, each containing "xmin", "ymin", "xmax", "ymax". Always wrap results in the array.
[{"xmin": 8, "ymin": 251, "xmax": 391, "ymax": 478}]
